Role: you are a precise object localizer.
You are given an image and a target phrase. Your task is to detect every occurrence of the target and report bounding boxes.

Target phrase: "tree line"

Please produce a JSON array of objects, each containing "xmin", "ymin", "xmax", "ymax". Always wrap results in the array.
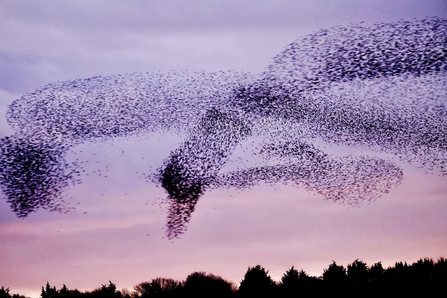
[{"xmin": 2, "ymin": 257, "xmax": 446, "ymax": 297}]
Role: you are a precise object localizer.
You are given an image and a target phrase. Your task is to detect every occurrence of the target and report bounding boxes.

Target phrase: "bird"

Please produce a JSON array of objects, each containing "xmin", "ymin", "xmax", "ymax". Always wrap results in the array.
[{"xmin": 0, "ymin": 17, "xmax": 445, "ymax": 240}]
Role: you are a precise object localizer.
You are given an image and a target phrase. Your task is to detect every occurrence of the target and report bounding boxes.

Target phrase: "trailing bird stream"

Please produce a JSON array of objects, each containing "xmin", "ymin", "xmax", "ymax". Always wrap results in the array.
[{"xmin": 1, "ymin": 17, "xmax": 446, "ymax": 238}]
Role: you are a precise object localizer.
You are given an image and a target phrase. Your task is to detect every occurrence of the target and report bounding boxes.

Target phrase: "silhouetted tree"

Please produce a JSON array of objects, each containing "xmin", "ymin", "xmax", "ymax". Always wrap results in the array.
[
  {"xmin": 322, "ymin": 261, "xmax": 347, "ymax": 284},
  {"xmin": 409, "ymin": 258, "xmax": 434, "ymax": 282},
  {"xmin": 320, "ymin": 261, "xmax": 347, "ymax": 295},
  {"xmin": 238, "ymin": 265, "xmax": 276, "ymax": 297},
  {"xmin": 0, "ymin": 287, "xmax": 11, "ymax": 298},
  {"xmin": 368, "ymin": 262, "xmax": 384, "ymax": 283},
  {"xmin": 386, "ymin": 261, "xmax": 409, "ymax": 283},
  {"xmin": 184, "ymin": 272, "xmax": 235, "ymax": 297},
  {"xmin": 0, "ymin": 287, "xmax": 27, "ymax": 298},
  {"xmin": 41, "ymin": 282, "xmax": 58, "ymax": 298},
  {"xmin": 280, "ymin": 266, "xmax": 299, "ymax": 287},
  {"xmin": 118, "ymin": 289, "xmax": 132, "ymax": 298},
  {"xmin": 134, "ymin": 278, "xmax": 182, "ymax": 297},
  {"xmin": 57, "ymin": 285, "xmax": 70, "ymax": 298},
  {"xmin": 91, "ymin": 281, "xmax": 121, "ymax": 298},
  {"xmin": 133, "ymin": 281, "xmax": 151, "ymax": 297},
  {"xmin": 279, "ymin": 266, "xmax": 300, "ymax": 296},
  {"xmin": 280, "ymin": 267, "xmax": 321, "ymax": 297},
  {"xmin": 347, "ymin": 259, "xmax": 368, "ymax": 283},
  {"xmin": 433, "ymin": 257, "xmax": 447, "ymax": 283}
]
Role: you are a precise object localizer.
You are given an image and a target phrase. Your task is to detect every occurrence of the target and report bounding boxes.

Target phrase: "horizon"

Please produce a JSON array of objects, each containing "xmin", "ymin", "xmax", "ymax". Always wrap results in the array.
[{"xmin": 6, "ymin": 256, "xmax": 447, "ymax": 298}]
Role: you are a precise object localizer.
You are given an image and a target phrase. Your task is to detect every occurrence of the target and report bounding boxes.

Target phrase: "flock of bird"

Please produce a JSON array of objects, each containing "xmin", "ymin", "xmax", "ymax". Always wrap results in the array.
[{"xmin": 0, "ymin": 17, "xmax": 446, "ymax": 238}]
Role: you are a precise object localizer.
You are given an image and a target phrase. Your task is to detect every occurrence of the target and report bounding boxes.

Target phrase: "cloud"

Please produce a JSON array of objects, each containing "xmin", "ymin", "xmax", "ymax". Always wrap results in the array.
[{"xmin": 2, "ymin": 0, "xmax": 445, "ymax": 94}]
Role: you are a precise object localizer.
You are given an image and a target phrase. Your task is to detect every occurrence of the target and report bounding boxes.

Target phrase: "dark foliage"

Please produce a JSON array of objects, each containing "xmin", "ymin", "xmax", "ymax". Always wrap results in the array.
[
  {"xmin": 0, "ymin": 288, "xmax": 10, "ymax": 298},
  {"xmin": 90, "ymin": 281, "xmax": 121, "ymax": 298},
  {"xmin": 368, "ymin": 261, "xmax": 385, "ymax": 283},
  {"xmin": 238, "ymin": 265, "xmax": 276, "ymax": 297},
  {"xmin": 0, "ymin": 287, "xmax": 28, "ymax": 298},
  {"xmin": 183, "ymin": 272, "xmax": 235, "ymax": 297},
  {"xmin": 134, "ymin": 278, "xmax": 182, "ymax": 297},
  {"xmin": 2, "ymin": 257, "xmax": 447, "ymax": 298},
  {"xmin": 322, "ymin": 261, "xmax": 347, "ymax": 284},
  {"xmin": 347, "ymin": 259, "xmax": 368, "ymax": 283},
  {"xmin": 41, "ymin": 282, "xmax": 58, "ymax": 298},
  {"xmin": 278, "ymin": 266, "xmax": 320, "ymax": 296}
]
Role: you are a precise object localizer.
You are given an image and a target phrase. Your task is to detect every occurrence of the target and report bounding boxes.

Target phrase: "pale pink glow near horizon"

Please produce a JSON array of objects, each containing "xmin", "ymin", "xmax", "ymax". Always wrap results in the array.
[
  {"xmin": 1, "ymin": 165, "xmax": 446, "ymax": 295},
  {"xmin": 0, "ymin": 1, "xmax": 446, "ymax": 297}
]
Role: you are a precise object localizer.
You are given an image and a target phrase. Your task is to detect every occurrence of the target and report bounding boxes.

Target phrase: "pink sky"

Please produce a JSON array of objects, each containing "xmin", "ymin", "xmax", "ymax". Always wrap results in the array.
[{"xmin": 0, "ymin": 1, "xmax": 446, "ymax": 297}]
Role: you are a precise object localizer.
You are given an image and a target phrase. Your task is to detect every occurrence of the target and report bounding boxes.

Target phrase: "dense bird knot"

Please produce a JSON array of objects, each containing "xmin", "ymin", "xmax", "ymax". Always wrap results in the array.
[{"xmin": 0, "ymin": 136, "xmax": 77, "ymax": 217}]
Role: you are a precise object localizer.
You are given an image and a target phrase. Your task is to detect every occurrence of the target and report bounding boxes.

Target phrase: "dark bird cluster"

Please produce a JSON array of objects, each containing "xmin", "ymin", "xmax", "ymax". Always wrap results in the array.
[{"xmin": 0, "ymin": 17, "xmax": 446, "ymax": 238}]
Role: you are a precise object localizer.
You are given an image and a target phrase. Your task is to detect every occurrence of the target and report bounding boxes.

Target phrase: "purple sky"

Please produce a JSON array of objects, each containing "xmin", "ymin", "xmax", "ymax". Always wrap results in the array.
[{"xmin": 1, "ymin": 1, "xmax": 447, "ymax": 297}]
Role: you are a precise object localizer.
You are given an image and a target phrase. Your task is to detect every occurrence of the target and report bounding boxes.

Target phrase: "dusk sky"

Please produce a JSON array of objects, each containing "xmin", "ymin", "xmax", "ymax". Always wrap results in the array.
[{"xmin": 1, "ymin": 1, "xmax": 447, "ymax": 297}]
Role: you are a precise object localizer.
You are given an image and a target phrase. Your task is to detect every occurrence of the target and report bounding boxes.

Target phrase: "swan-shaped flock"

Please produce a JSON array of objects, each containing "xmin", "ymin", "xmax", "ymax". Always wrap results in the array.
[{"xmin": 1, "ymin": 17, "xmax": 446, "ymax": 238}]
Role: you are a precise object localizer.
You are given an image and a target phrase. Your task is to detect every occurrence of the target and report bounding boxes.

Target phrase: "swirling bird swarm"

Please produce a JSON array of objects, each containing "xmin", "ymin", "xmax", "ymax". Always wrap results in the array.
[{"xmin": 0, "ymin": 18, "xmax": 446, "ymax": 238}]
